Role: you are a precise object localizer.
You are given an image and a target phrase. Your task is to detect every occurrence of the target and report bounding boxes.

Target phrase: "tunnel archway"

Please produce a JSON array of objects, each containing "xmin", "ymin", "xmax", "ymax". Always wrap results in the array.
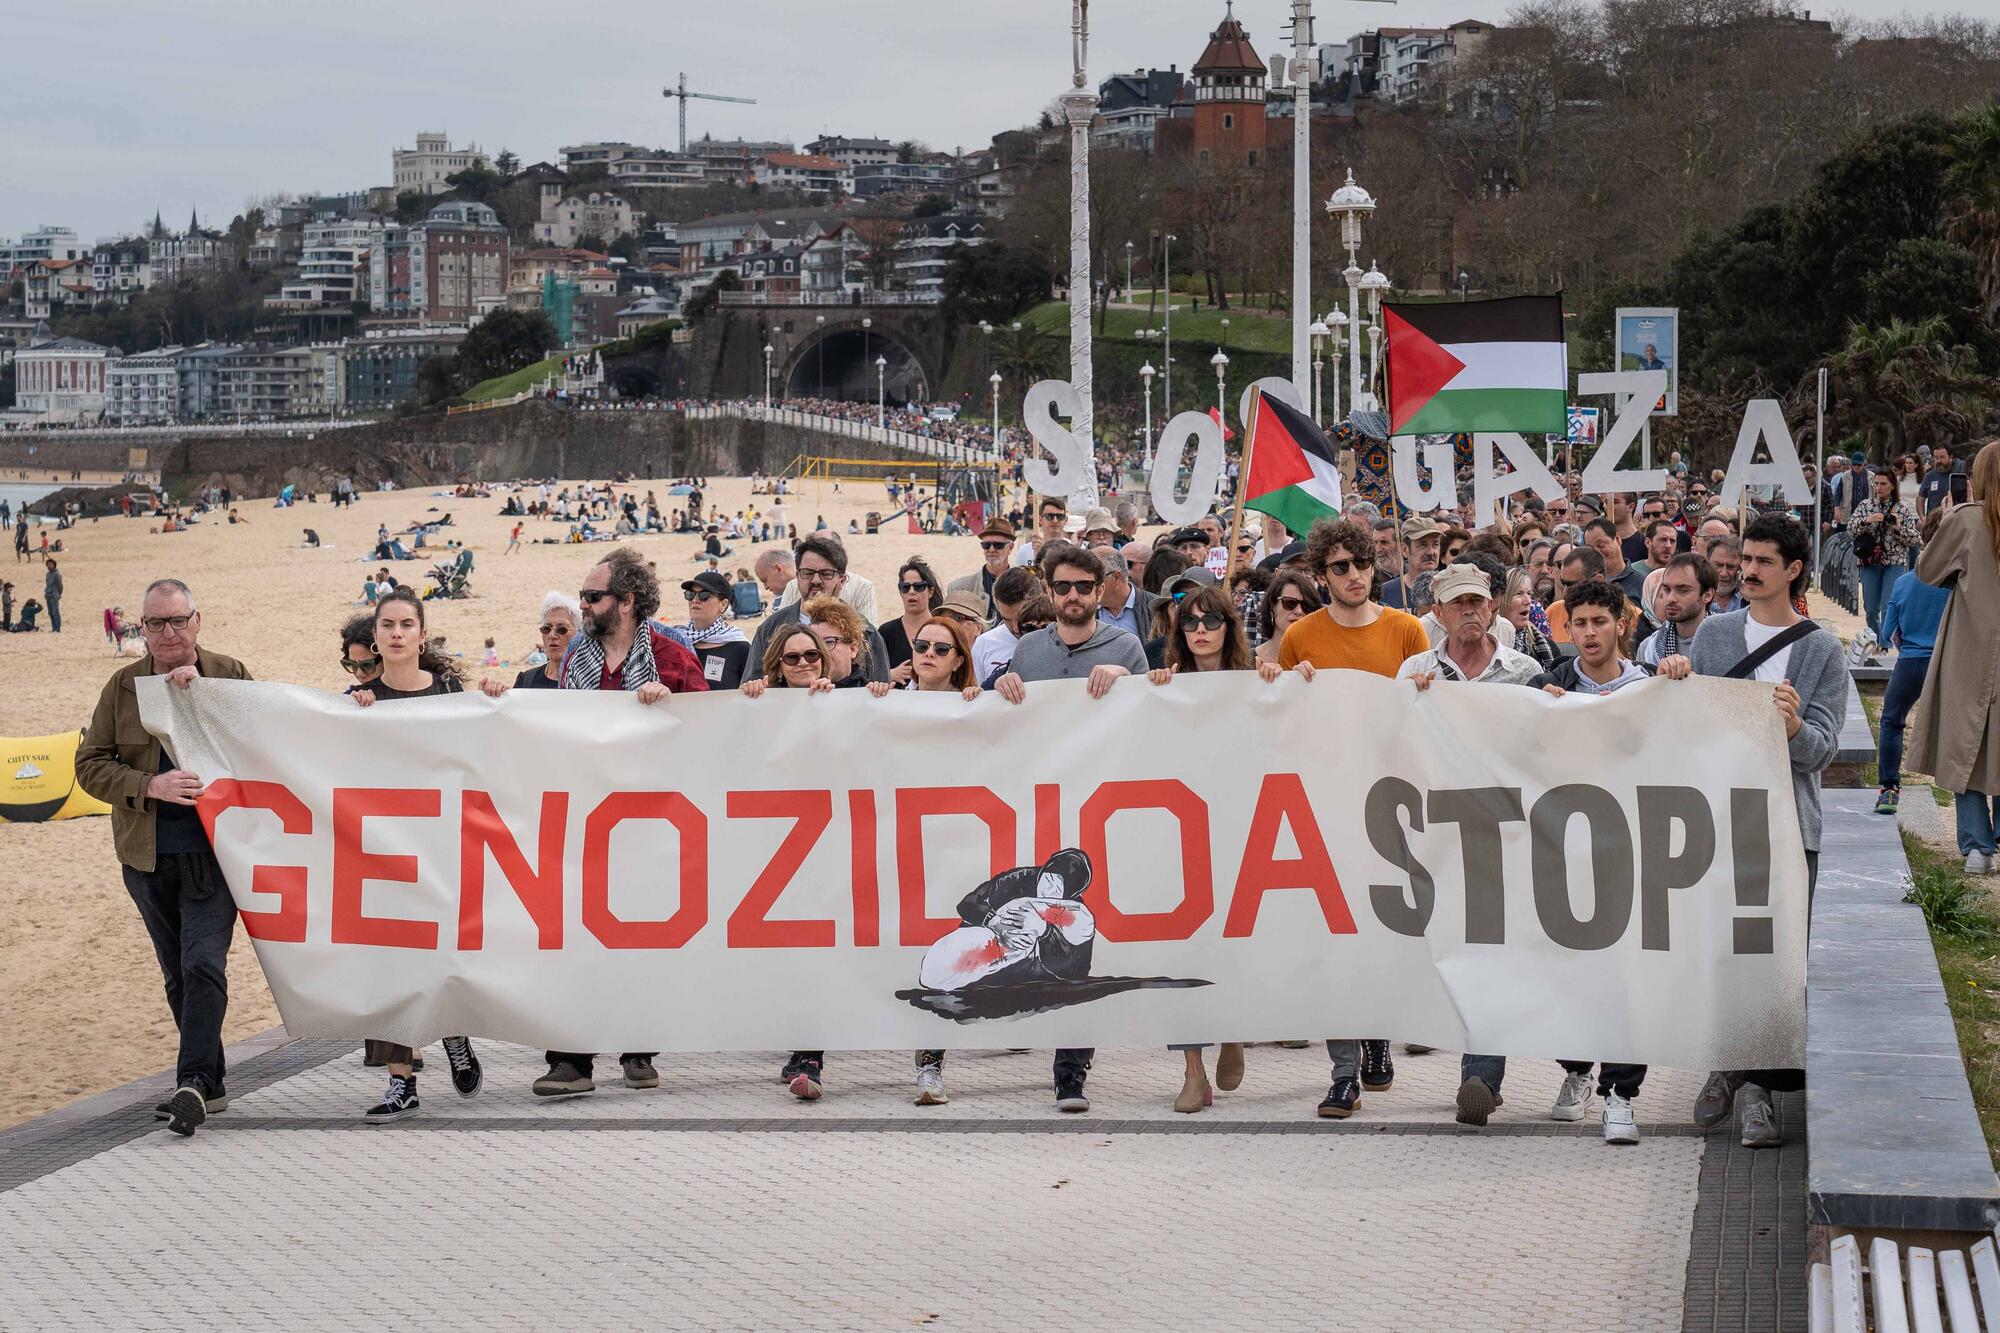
[{"xmin": 783, "ymin": 327, "xmax": 928, "ymax": 406}]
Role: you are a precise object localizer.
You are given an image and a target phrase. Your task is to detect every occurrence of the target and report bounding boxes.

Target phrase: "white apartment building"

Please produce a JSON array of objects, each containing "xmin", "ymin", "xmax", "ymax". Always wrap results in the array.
[
  {"xmin": 392, "ymin": 133, "xmax": 492, "ymax": 196},
  {"xmin": 149, "ymin": 229, "xmax": 229, "ymax": 286},
  {"xmin": 752, "ymin": 153, "xmax": 853, "ymax": 195},
  {"xmin": 804, "ymin": 136, "xmax": 898, "ymax": 168},
  {"xmin": 278, "ymin": 219, "xmax": 382, "ymax": 305},
  {"xmin": 106, "ymin": 346, "xmax": 185, "ymax": 425},
  {"xmin": 14, "ymin": 336, "xmax": 118, "ymax": 419},
  {"xmin": 609, "ymin": 152, "xmax": 708, "ymax": 189},
  {"xmin": 533, "ymin": 192, "xmax": 638, "ymax": 247},
  {"xmin": 1, "ymin": 227, "xmax": 85, "ymax": 273}
]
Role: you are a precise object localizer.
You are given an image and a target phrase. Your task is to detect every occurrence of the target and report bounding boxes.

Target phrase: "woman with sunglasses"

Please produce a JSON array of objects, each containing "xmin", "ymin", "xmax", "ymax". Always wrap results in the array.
[
  {"xmin": 338, "ymin": 612, "xmax": 382, "ymax": 689},
  {"xmin": 865, "ymin": 614, "xmax": 981, "ymax": 1106},
  {"xmin": 1254, "ymin": 571, "xmax": 1323, "ymax": 669},
  {"xmin": 881, "ymin": 556, "xmax": 943, "ymax": 684},
  {"xmin": 739, "ymin": 625, "xmax": 835, "ymax": 1096},
  {"xmin": 1144, "ymin": 583, "xmax": 1258, "ymax": 1113},
  {"xmin": 346, "ymin": 590, "xmax": 483, "ymax": 1120}
]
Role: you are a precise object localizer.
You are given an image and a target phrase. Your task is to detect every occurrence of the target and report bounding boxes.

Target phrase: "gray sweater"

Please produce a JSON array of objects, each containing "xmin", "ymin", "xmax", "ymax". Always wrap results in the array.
[
  {"xmin": 1686, "ymin": 609, "xmax": 1846, "ymax": 852},
  {"xmin": 1008, "ymin": 623, "xmax": 1149, "ymax": 682}
]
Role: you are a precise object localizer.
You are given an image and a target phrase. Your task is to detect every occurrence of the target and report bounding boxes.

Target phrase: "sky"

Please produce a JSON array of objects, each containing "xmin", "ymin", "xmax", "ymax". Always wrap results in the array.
[{"xmin": 3, "ymin": 0, "xmax": 1961, "ymax": 243}]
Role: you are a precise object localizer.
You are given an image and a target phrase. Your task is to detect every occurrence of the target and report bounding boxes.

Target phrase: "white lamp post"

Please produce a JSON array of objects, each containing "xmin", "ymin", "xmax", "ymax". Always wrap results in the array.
[
  {"xmin": 1139, "ymin": 361, "xmax": 1156, "ymax": 468},
  {"xmin": 1308, "ymin": 321, "xmax": 1328, "ymax": 425},
  {"xmin": 1323, "ymin": 168, "xmax": 1376, "ymax": 417},
  {"xmin": 1212, "ymin": 347, "xmax": 1229, "ymax": 417},
  {"xmin": 876, "ymin": 354, "xmax": 888, "ymax": 428},
  {"xmin": 1289, "ymin": 0, "xmax": 1316, "ymax": 400},
  {"xmin": 990, "ymin": 370, "xmax": 1002, "ymax": 459},
  {"xmin": 1162, "ymin": 231, "xmax": 1176, "ymax": 418},
  {"xmin": 1359, "ymin": 261, "xmax": 1391, "ymax": 408},
  {"xmin": 1220, "ymin": 316, "xmax": 1230, "ymax": 351},
  {"xmin": 1124, "ymin": 240, "xmax": 1133, "ymax": 303},
  {"xmin": 862, "ymin": 316, "xmax": 872, "ymax": 400},
  {"xmin": 1324, "ymin": 307, "xmax": 1349, "ymax": 423},
  {"xmin": 1059, "ymin": 0, "xmax": 1098, "ymax": 512},
  {"xmin": 762, "ymin": 342, "xmax": 774, "ymax": 414}
]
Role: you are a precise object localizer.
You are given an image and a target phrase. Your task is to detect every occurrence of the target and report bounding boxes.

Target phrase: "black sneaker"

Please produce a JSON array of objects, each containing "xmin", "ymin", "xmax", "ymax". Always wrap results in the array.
[
  {"xmin": 365, "ymin": 1075, "xmax": 419, "ymax": 1122},
  {"xmin": 1317, "ymin": 1077, "xmax": 1360, "ymax": 1119},
  {"xmin": 442, "ymin": 1036, "xmax": 482, "ymax": 1099},
  {"xmin": 154, "ymin": 1085, "xmax": 227, "ymax": 1121},
  {"xmin": 1054, "ymin": 1076, "xmax": 1090, "ymax": 1113},
  {"xmin": 779, "ymin": 1052, "xmax": 810, "ymax": 1084},
  {"xmin": 1360, "ymin": 1040, "xmax": 1394, "ymax": 1091},
  {"xmin": 165, "ymin": 1085, "xmax": 207, "ymax": 1137},
  {"xmin": 788, "ymin": 1056, "xmax": 824, "ymax": 1102}
]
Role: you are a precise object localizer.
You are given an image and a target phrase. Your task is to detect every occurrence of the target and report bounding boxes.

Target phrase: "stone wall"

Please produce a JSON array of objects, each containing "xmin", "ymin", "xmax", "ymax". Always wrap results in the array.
[{"xmin": 1, "ymin": 404, "xmax": 937, "ymax": 500}]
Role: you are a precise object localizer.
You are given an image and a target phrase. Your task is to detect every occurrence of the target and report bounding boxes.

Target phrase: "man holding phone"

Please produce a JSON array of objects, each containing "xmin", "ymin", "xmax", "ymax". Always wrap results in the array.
[{"xmin": 1921, "ymin": 446, "xmax": 1956, "ymax": 513}]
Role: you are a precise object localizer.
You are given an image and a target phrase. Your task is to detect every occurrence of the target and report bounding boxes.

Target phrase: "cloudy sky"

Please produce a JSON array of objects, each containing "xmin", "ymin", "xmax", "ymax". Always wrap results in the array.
[{"xmin": 4, "ymin": 0, "xmax": 1957, "ymax": 242}]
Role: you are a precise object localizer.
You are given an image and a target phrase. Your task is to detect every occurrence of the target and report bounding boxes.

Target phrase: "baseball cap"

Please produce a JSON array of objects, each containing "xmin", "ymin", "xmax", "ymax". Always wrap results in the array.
[
  {"xmin": 680, "ymin": 571, "xmax": 731, "ymax": 600},
  {"xmin": 1164, "ymin": 567, "xmax": 1218, "ymax": 599},
  {"xmin": 1431, "ymin": 563, "xmax": 1492, "ymax": 603},
  {"xmin": 935, "ymin": 591, "xmax": 990, "ymax": 629},
  {"xmin": 978, "ymin": 516, "xmax": 1016, "ymax": 542},
  {"xmin": 1400, "ymin": 516, "xmax": 1443, "ymax": 541}
]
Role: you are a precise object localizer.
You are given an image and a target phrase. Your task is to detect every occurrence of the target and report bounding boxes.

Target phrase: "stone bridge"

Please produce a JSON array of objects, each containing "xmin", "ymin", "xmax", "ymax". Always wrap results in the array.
[{"xmin": 687, "ymin": 298, "xmax": 959, "ymax": 407}]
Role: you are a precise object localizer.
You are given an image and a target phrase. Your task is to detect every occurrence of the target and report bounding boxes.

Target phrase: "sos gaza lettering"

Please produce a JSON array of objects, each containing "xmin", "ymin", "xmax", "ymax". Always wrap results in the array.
[
  {"xmin": 198, "ymin": 775, "xmax": 1777, "ymax": 958},
  {"xmin": 1023, "ymin": 370, "xmax": 1811, "ymax": 518}
]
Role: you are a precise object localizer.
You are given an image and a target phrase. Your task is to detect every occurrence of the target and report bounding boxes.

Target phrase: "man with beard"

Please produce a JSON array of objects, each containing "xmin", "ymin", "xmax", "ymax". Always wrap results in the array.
[
  {"xmin": 1636, "ymin": 552, "xmax": 1715, "ymax": 668},
  {"xmin": 1277, "ymin": 518, "xmax": 1429, "ymax": 1119},
  {"xmin": 1703, "ymin": 535, "xmax": 1746, "ymax": 615},
  {"xmin": 993, "ymin": 546, "xmax": 1148, "ymax": 1113},
  {"xmin": 947, "ymin": 517, "xmax": 1018, "ymax": 621}
]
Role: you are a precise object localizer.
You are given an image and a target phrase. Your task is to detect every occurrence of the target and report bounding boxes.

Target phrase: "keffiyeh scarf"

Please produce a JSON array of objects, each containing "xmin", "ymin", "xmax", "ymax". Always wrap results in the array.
[{"xmin": 560, "ymin": 627, "xmax": 661, "ymax": 692}]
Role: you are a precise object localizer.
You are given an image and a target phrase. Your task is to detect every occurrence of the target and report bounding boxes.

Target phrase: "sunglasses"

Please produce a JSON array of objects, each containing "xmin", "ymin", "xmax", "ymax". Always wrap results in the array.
[
  {"xmin": 912, "ymin": 639, "xmax": 958, "ymax": 657},
  {"xmin": 579, "ymin": 589, "xmax": 616, "ymax": 604},
  {"xmin": 1181, "ymin": 612, "xmax": 1227, "ymax": 632},
  {"xmin": 1324, "ymin": 556, "xmax": 1375, "ymax": 576},
  {"xmin": 780, "ymin": 649, "xmax": 823, "ymax": 667},
  {"xmin": 898, "ymin": 581, "xmax": 931, "ymax": 594},
  {"xmin": 685, "ymin": 590, "xmax": 717, "ymax": 603},
  {"xmin": 1049, "ymin": 578, "xmax": 1097, "ymax": 596},
  {"xmin": 340, "ymin": 656, "xmax": 380, "ymax": 673},
  {"xmin": 1276, "ymin": 596, "xmax": 1309, "ymax": 613},
  {"xmin": 538, "ymin": 623, "xmax": 573, "ymax": 635},
  {"xmin": 980, "ymin": 540, "xmax": 1011, "ymax": 552}
]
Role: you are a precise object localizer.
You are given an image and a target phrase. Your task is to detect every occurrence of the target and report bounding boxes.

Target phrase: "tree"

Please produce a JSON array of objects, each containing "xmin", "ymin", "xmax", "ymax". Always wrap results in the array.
[
  {"xmin": 682, "ymin": 269, "xmax": 740, "ymax": 320},
  {"xmin": 455, "ymin": 308, "xmax": 558, "ymax": 386},
  {"xmin": 849, "ymin": 217, "xmax": 905, "ymax": 291},
  {"xmin": 394, "ymin": 191, "xmax": 426, "ymax": 223},
  {"xmin": 494, "ymin": 149, "xmax": 520, "ymax": 178},
  {"xmin": 415, "ymin": 354, "xmax": 462, "ymax": 406},
  {"xmin": 0, "ymin": 364, "xmax": 13, "ymax": 409},
  {"xmin": 570, "ymin": 163, "xmax": 611, "ymax": 187},
  {"xmin": 445, "ymin": 166, "xmax": 504, "ymax": 202},
  {"xmin": 895, "ymin": 139, "xmax": 930, "ymax": 164},
  {"xmin": 1947, "ymin": 100, "xmax": 2000, "ymax": 323},
  {"xmin": 992, "ymin": 323, "xmax": 1063, "ymax": 387},
  {"xmin": 912, "ymin": 193, "xmax": 953, "ymax": 218},
  {"xmin": 941, "ymin": 242, "xmax": 1055, "ymax": 324},
  {"xmin": 1825, "ymin": 316, "xmax": 2000, "ymax": 457}
]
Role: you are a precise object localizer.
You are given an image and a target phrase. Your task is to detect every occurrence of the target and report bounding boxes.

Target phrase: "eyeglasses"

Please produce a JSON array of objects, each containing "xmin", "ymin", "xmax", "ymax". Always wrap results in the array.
[
  {"xmin": 898, "ymin": 581, "xmax": 931, "ymax": 594},
  {"xmin": 797, "ymin": 565, "xmax": 840, "ymax": 584},
  {"xmin": 538, "ymin": 622, "xmax": 573, "ymax": 636},
  {"xmin": 912, "ymin": 639, "xmax": 957, "ymax": 657},
  {"xmin": 1049, "ymin": 578, "xmax": 1097, "ymax": 595},
  {"xmin": 339, "ymin": 656, "xmax": 380, "ymax": 673},
  {"xmin": 979, "ymin": 540, "xmax": 1011, "ymax": 552},
  {"xmin": 1276, "ymin": 596, "xmax": 1309, "ymax": 613},
  {"xmin": 816, "ymin": 633, "xmax": 850, "ymax": 648},
  {"xmin": 1323, "ymin": 556, "xmax": 1375, "ymax": 576},
  {"xmin": 578, "ymin": 589, "xmax": 616, "ymax": 605},
  {"xmin": 1182, "ymin": 612, "xmax": 1228, "ymax": 632},
  {"xmin": 780, "ymin": 649, "xmax": 822, "ymax": 667},
  {"xmin": 142, "ymin": 615, "xmax": 194, "ymax": 632}
]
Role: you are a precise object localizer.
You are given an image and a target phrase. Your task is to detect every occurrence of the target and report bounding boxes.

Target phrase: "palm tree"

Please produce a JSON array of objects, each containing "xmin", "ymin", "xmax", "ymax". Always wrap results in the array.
[
  {"xmin": 1826, "ymin": 315, "xmax": 2000, "ymax": 456},
  {"xmin": 1946, "ymin": 101, "xmax": 2000, "ymax": 323},
  {"xmin": 992, "ymin": 322, "xmax": 1063, "ymax": 388}
]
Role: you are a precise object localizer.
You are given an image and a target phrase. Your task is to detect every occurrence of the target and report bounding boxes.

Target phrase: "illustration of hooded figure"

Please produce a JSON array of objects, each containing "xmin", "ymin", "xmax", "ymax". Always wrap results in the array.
[{"xmin": 919, "ymin": 848, "xmax": 1096, "ymax": 993}]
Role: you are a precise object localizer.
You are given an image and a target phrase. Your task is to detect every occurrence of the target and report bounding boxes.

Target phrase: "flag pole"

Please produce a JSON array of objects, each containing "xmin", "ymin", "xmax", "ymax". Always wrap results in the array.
[{"xmin": 1223, "ymin": 385, "xmax": 1263, "ymax": 582}]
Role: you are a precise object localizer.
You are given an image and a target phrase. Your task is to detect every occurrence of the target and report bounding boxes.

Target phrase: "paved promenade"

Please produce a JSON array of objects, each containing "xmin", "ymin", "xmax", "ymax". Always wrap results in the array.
[{"xmin": 0, "ymin": 1037, "xmax": 1802, "ymax": 1332}]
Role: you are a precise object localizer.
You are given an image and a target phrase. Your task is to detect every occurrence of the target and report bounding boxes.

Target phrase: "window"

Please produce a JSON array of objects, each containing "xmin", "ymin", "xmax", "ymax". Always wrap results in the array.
[
  {"xmin": 1199, "ymin": 150, "xmax": 1211, "ymax": 165},
  {"xmin": 1247, "ymin": 151, "xmax": 1259, "ymax": 167},
  {"xmin": 1223, "ymin": 114, "xmax": 1234, "ymax": 130}
]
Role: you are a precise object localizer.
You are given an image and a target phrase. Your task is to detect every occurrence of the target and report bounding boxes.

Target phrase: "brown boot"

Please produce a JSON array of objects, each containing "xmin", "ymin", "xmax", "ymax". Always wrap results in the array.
[
  {"xmin": 1215, "ymin": 1042, "xmax": 1246, "ymax": 1092},
  {"xmin": 1174, "ymin": 1066, "xmax": 1212, "ymax": 1113}
]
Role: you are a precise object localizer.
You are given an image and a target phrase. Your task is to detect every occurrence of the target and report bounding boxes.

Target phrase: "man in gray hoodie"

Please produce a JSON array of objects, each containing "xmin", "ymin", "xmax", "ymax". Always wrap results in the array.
[
  {"xmin": 1662, "ymin": 512, "xmax": 1844, "ymax": 1150},
  {"xmin": 993, "ymin": 545, "xmax": 1149, "ymax": 1113}
]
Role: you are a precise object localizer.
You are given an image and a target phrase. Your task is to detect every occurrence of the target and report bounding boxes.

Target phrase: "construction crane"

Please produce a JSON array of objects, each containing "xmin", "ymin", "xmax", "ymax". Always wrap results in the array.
[{"xmin": 663, "ymin": 72, "xmax": 757, "ymax": 154}]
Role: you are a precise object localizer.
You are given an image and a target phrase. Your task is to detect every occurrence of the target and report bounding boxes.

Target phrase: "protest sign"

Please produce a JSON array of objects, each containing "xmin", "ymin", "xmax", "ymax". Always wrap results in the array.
[{"xmin": 143, "ymin": 672, "xmax": 1807, "ymax": 1070}]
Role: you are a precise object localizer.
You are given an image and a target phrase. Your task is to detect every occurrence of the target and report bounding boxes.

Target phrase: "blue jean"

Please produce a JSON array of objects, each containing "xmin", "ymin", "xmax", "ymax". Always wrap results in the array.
[
  {"xmin": 1957, "ymin": 793, "xmax": 2000, "ymax": 857},
  {"xmin": 1858, "ymin": 564, "xmax": 1897, "ymax": 640},
  {"xmin": 1876, "ymin": 653, "xmax": 1930, "ymax": 790},
  {"xmin": 1462, "ymin": 1052, "xmax": 1506, "ymax": 1094}
]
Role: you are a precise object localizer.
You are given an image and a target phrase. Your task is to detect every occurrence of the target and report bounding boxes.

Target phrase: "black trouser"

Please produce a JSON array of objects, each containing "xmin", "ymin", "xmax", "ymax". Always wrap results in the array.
[
  {"xmin": 1746, "ymin": 850, "xmax": 1816, "ymax": 1094},
  {"xmin": 1055, "ymin": 1048, "xmax": 1092, "ymax": 1085},
  {"xmin": 123, "ymin": 850, "xmax": 236, "ymax": 1096},
  {"xmin": 545, "ymin": 1051, "xmax": 657, "ymax": 1077},
  {"xmin": 1559, "ymin": 1061, "xmax": 1647, "ymax": 1098}
]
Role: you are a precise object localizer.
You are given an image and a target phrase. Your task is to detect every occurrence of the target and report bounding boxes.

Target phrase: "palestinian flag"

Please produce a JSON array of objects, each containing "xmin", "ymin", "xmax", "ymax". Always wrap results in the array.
[
  {"xmin": 1242, "ymin": 389, "xmax": 1342, "ymax": 534},
  {"xmin": 1383, "ymin": 295, "xmax": 1567, "ymax": 436}
]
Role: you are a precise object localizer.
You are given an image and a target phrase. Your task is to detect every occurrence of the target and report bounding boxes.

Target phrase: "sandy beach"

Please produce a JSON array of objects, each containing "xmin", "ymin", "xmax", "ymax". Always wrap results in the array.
[{"xmin": 0, "ymin": 471, "xmax": 1025, "ymax": 1128}]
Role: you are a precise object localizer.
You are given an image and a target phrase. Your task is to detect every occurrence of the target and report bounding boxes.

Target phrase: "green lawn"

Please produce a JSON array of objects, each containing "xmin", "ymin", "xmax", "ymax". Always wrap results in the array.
[
  {"xmin": 465, "ymin": 356, "xmax": 563, "ymax": 403},
  {"xmin": 1902, "ymin": 832, "xmax": 2000, "ymax": 1164},
  {"xmin": 1019, "ymin": 301, "xmax": 1296, "ymax": 355}
]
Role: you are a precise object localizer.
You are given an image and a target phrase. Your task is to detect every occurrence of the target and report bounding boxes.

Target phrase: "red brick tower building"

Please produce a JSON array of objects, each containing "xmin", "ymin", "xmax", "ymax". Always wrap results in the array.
[{"xmin": 1189, "ymin": 4, "xmax": 1268, "ymax": 169}]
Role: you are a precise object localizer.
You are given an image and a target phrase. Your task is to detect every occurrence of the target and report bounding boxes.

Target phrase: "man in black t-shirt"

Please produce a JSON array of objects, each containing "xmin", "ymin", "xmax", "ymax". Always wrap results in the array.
[{"xmin": 1920, "ymin": 445, "xmax": 1954, "ymax": 513}]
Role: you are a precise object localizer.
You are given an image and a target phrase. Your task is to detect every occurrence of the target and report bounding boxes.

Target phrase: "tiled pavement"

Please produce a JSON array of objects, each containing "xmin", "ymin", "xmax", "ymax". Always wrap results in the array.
[{"xmin": 0, "ymin": 1038, "xmax": 1806, "ymax": 1332}]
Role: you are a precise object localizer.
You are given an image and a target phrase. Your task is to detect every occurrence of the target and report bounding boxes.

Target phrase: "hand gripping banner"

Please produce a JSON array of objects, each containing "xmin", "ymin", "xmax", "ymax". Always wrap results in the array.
[{"xmin": 140, "ymin": 673, "xmax": 1807, "ymax": 1069}]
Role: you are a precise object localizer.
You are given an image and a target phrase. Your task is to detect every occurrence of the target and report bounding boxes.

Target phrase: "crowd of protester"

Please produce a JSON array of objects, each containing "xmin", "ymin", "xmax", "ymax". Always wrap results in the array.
[{"xmin": 72, "ymin": 435, "xmax": 2000, "ymax": 1149}]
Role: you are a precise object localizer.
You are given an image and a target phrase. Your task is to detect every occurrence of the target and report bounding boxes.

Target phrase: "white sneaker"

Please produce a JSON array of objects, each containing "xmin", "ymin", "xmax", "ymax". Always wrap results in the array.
[
  {"xmin": 914, "ymin": 1064, "xmax": 949, "ymax": 1106},
  {"xmin": 1602, "ymin": 1092, "xmax": 1640, "ymax": 1144},
  {"xmin": 1551, "ymin": 1070, "xmax": 1593, "ymax": 1121},
  {"xmin": 1968, "ymin": 852, "xmax": 1995, "ymax": 876}
]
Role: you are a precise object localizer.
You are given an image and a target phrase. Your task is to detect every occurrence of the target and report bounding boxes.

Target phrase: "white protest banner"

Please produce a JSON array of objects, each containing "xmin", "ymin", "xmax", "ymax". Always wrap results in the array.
[{"xmin": 141, "ymin": 672, "xmax": 1807, "ymax": 1070}]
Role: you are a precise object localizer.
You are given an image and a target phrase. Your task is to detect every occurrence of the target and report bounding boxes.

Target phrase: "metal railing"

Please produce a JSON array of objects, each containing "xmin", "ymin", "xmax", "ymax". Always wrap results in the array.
[
  {"xmin": 679, "ymin": 401, "xmax": 1001, "ymax": 465},
  {"xmin": 715, "ymin": 290, "xmax": 943, "ymax": 308}
]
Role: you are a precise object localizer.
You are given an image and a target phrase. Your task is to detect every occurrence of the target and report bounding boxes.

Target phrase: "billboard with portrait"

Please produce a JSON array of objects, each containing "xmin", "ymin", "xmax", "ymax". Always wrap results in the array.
[{"xmin": 1615, "ymin": 308, "xmax": 1678, "ymax": 416}]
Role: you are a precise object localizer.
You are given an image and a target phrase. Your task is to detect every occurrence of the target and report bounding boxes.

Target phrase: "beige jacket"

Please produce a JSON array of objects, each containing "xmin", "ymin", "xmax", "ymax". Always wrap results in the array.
[{"xmin": 1908, "ymin": 504, "xmax": 2000, "ymax": 794}]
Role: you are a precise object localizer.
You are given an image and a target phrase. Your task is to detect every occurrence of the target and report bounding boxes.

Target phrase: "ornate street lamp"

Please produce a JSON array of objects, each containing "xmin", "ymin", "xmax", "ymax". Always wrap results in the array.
[
  {"xmin": 1323, "ymin": 168, "xmax": 1376, "ymax": 416},
  {"xmin": 1308, "ymin": 321, "xmax": 1328, "ymax": 425},
  {"xmin": 1139, "ymin": 360, "xmax": 1156, "ymax": 468}
]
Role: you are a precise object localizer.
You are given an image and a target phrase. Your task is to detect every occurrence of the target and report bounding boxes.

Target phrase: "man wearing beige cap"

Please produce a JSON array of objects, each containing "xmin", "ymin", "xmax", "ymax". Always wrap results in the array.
[
  {"xmin": 1080, "ymin": 507, "xmax": 1118, "ymax": 549},
  {"xmin": 1381, "ymin": 516, "xmax": 1443, "ymax": 611},
  {"xmin": 1395, "ymin": 564, "xmax": 1541, "ymax": 687},
  {"xmin": 947, "ymin": 516, "xmax": 1018, "ymax": 620}
]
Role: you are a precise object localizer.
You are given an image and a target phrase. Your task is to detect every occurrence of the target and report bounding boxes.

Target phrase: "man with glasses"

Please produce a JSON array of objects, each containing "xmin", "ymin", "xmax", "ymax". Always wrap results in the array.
[
  {"xmin": 1095, "ymin": 549, "xmax": 1155, "ymax": 640},
  {"xmin": 1011, "ymin": 495, "xmax": 1074, "ymax": 568},
  {"xmin": 1276, "ymin": 518, "xmax": 1429, "ymax": 1119},
  {"xmin": 76, "ymin": 578, "xmax": 252, "ymax": 1138},
  {"xmin": 776, "ymin": 533, "xmax": 878, "ymax": 622},
  {"xmin": 994, "ymin": 546, "xmax": 1149, "ymax": 1114},
  {"xmin": 1627, "ymin": 499, "xmax": 1690, "ymax": 565},
  {"xmin": 748, "ymin": 535, "xmax": 890, "ymax": 681},
  {"xmin": 947, "ymin": 517, "xmax": 1018, "ymax": 620}
]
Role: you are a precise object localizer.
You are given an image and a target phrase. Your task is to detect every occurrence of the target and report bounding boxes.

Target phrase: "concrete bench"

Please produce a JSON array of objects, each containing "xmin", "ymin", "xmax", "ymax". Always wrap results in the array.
[{"xmin": 1808, "ymin": 790, "xmax": 2000, "ymax": 1252}]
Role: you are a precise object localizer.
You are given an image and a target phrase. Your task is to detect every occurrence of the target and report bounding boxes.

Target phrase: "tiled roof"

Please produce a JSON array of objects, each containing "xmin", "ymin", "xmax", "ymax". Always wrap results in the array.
[{"xmin": 1193, "ymin": 15, "xmax": 1265, "ymax": 74}]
